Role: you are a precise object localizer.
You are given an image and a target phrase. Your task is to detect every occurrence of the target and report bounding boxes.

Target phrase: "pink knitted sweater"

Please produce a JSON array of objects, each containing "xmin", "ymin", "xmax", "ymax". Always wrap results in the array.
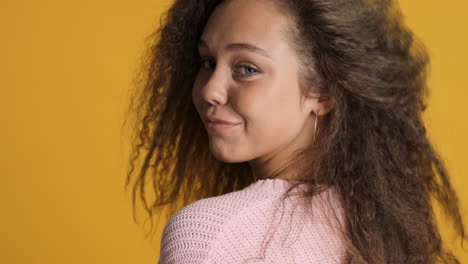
[{"xmin": 158, "ymin": 178, "xmax": 347, "ymax": 264}]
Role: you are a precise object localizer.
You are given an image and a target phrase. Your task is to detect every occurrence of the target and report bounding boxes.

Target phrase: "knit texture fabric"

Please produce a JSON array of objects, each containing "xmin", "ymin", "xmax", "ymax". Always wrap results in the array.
[{"xmin": 158, "ymin": 178, "xmax": 346, "ymax": 264}]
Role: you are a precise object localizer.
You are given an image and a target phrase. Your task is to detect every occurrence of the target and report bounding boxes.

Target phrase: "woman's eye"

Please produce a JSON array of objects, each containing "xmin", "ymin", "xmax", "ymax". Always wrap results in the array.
[
  {"xmin": 198, "ymin": 57, "xmax": 259, "ymax": 77},
  {"xmin": 235, "ymin": 65, "xmax": 259, "ymax": 76},
  {"xmin": 199, "ymin": 57, "xmax": 215, "ymax": 69}
]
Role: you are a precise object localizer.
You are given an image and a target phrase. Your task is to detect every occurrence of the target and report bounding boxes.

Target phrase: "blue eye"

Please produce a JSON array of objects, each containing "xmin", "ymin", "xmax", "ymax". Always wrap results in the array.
[
  {"xmin": 198, "ymin": 56, "xmax": 260, "ymax": 77},
  {"xmin": 236, "ymin": 65, "xmax": 259, "ymax": 76}
]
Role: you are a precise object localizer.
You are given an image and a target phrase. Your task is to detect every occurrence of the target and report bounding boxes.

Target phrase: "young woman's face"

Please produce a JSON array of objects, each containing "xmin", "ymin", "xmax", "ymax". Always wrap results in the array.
[{"xmin": 192, "ymin": 0, "xmax": 322, "ymax": 178}]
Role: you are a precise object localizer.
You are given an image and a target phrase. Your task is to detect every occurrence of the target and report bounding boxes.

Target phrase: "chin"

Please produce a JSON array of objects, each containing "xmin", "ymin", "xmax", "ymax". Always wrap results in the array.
[
  {"xmin": 209, "ymin": 146, "xmax": 246, "ymax": 163},
  {"xmin": 211, "ymin": 151, "xmax": 241, "ymax": 163}
]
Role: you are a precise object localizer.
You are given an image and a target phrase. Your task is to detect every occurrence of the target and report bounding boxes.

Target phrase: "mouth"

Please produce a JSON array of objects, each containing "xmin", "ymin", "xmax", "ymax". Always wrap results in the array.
[{"xmin": 204, "ymin": 121, "xmax": 240, "ymax": 134}]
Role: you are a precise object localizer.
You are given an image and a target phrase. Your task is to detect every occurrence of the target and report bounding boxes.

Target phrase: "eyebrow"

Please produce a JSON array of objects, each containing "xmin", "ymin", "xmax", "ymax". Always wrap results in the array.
[{"xmin": 198, "ymin": 39, "xmax": 272, "ymax": 59}]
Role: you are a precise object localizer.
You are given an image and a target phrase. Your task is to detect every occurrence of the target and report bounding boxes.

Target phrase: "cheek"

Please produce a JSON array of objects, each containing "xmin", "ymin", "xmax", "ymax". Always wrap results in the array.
[
  {"xmin": 243, "ymin": 74, "xmax": 305, "ymax": 140},
  {"xmin": 236, "ymin": 80, "xmax": 296, "ymax": 136},
  {"xmin": 234, "ymin": 80, "xmax": 277, "ymax": 120}
]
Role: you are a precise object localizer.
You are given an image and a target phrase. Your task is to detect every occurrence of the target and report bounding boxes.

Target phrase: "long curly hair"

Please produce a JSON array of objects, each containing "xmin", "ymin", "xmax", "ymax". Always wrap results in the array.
[{"xmin": 123, "ymin": 0, "xmax": 467, "ymax": 262}]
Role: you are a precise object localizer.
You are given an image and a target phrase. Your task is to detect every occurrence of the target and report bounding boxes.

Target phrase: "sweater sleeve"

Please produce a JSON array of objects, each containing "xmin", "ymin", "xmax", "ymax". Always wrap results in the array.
[
  {"xmin": 205, "ymin": 188, "xmax": 346, "ymax": 263},
  {"xmin": 158, "ymin": 181, "xmax": 346, "ymax": 264},
  {"xmin": 158, "ymin": 190, "xmax": 264, "ymax": 264}
]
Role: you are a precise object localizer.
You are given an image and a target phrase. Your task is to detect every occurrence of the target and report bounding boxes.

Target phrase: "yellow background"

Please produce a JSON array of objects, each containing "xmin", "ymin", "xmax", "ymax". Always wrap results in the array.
[{"xmin": 1, "ymin": 0, "xmax": 466, "ymax": 263}]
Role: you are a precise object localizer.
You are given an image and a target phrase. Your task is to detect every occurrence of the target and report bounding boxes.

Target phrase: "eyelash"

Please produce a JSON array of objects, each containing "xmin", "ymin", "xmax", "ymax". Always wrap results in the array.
[{"xmin": 198, "ymin": 57, "xmax": 260, "ymax": 77}]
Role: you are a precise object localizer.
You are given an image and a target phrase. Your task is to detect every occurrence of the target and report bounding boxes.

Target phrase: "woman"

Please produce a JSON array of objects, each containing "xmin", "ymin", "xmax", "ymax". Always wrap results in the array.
[{"xmin": 125, "ymin": 0, "xmax": 467, "ymax": 263}]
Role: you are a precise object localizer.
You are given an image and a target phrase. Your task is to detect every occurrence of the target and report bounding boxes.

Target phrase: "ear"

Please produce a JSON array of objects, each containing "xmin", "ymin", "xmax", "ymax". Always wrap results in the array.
[{"xmin": 301, "ymin": 92, "xmax": 334, "ymax": 116}]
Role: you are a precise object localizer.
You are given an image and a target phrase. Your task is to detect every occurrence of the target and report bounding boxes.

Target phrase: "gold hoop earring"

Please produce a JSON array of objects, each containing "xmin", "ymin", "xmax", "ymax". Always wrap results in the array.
[{"xmin": 313, "ymin": 109, "xmax": 320, "ymax": 141}]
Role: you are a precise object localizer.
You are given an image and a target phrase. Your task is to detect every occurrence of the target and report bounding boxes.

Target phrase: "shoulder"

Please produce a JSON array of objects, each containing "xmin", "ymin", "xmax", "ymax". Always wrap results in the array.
[
  {"xmin": 207, "ymin": 185, "xmax": 347, "ymax": 263},
  {"xmin": 162, "ymin": 180, "xmax": 280, "ymax": 231},
  {"xmin": 158, "ymin": 180, "xmax": 347, "ymax": 264},
  {"xmin": 158, "ymin": 180, "xmax": 281, "ymax": 264},
  {"xmin": 161, "ymin": 179, "xmax": 295, "ymax": 238}
]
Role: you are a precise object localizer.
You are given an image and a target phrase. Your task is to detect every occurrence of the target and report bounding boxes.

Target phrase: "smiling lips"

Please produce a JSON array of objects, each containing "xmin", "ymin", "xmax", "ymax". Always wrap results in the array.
[
  {"xmin": 205, "ymin": 116, "xmax": 240, "ymax": 125},
  {"xmin": 204, "ymin": 116, "xmax": 241, "ymax": 133}
]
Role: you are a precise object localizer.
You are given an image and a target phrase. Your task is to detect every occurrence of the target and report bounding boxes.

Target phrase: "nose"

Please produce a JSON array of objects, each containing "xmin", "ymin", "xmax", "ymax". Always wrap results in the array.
[{"xmin": 199, "ymin": 66, "xmax": 229, "ymax": 107}]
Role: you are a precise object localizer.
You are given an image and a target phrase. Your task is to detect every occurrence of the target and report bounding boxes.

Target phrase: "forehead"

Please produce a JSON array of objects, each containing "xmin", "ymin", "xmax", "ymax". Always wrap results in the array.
[{"xmin": 200, "ymin": 0, "xmax": 292, "ymax": 51}]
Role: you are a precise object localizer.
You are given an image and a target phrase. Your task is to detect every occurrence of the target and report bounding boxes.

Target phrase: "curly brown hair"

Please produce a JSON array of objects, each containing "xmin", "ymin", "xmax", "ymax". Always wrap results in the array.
[{"xmin": 123, "ymin": 0, "xmax": 467, "ymax": 262}]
